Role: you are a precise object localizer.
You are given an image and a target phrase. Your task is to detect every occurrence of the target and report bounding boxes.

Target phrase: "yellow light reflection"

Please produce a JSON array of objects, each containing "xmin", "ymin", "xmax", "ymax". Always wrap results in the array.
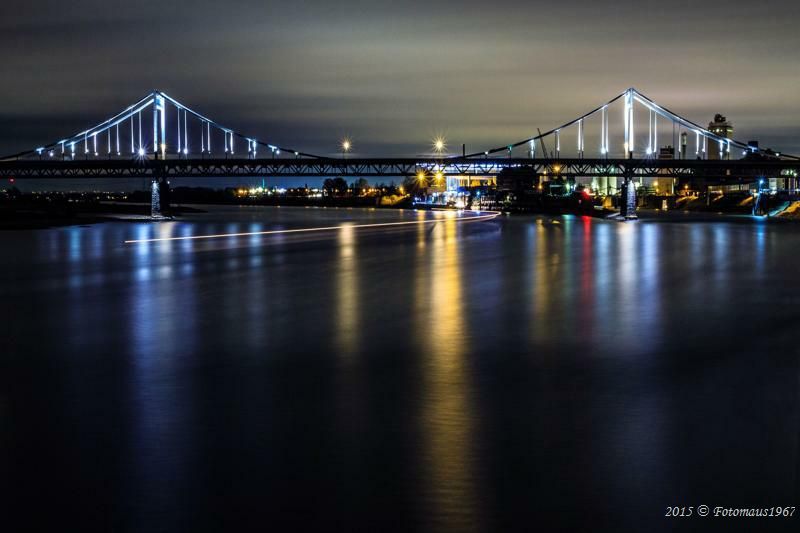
[
  {"xmin": 416, "ymin": 216, "xmax": 482, "ymax": 530},
  {"xmin": 335, "ymin": 224, "xmax": 358, "ymax": 359}
]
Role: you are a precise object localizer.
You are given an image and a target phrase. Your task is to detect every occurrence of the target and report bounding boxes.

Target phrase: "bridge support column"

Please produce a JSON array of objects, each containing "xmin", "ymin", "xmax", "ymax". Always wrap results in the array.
[
  {"xmin": 619, "ymin": 174, "xmax": 637, "ymax": 220},
  {"xmin": 151, "ymin": 179, "xmax": 161, "ymax": 217},
  {"xmin": 150, "ymin": 177, "xmax": 171, "ymax": 218}
]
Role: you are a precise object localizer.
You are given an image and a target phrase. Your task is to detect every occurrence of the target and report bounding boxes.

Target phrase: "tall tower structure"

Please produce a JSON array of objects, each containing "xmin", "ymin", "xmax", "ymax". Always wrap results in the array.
[
  {"xmin": 707, "ymin": 114, "xmax": 733, "ymax": 160},
  {"xmin": 680, "ymin": 132, "xmax": 688, "ymax": 159}
]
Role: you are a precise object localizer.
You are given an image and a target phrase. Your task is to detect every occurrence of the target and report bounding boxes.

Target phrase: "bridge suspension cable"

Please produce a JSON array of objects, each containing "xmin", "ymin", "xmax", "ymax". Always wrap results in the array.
[
  {"xmin": 2, "ymin": 90, "xmax": 324, "ymax": 161},
  {"xmin": 4, "ymin": 87, "xmax": 797, "ymax": 163},
  {"xmin": 465, "ymin": 87, "xmax": 786, "ymax": 160},
  {"xmin": 464, "ymin": 90, "xmax": 628, "ymax": 158}
]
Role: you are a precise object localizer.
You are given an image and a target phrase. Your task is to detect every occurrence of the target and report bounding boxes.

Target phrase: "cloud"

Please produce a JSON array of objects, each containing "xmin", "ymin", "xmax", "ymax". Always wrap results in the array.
[{"xmin": 1, "ymin": 0, "xmax": 798, "ymax": 156}]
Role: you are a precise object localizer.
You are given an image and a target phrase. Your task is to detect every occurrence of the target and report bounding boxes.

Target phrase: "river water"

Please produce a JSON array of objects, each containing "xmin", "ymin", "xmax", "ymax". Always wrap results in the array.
[{"xmin": 1, "ymin": 206, "xmax": 799, "ymax": 532}]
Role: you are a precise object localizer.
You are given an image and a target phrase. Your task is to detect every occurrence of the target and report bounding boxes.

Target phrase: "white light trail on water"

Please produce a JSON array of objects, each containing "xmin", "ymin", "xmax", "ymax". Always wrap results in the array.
[{"xmin": 124, "ymin": 210, "xmax": 501, "ymax": 244}]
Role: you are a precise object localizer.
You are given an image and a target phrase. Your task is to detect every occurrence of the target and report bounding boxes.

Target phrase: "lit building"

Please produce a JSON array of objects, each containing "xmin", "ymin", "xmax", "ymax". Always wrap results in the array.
[{"xmin": 707, "ymin": 114, "xmax": 733, "ymax": 160}]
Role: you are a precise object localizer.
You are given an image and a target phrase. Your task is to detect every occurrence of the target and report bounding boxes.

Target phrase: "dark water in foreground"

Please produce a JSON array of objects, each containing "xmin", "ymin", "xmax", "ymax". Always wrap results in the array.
[{"xmin": 1, "ymin": 206, "xmax": 799, "ymax": 532}]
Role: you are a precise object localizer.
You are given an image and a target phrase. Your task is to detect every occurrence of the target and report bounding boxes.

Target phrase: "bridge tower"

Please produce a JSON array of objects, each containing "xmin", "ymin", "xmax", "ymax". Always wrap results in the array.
[
  {"xmin": 680, "ymin": 132, "xmax": 688, "ymax": 159},
  {"xmin": 619, "ymin": 108, "xmax": 639, "ymax": 220},
  {"xmin": 153, "ymin": 92, "xmax": 166, "ymax": 159},
  {"xmin": 624, "ymin": 89, "xmax": 634, "ymax": 158},
  {"xmin": 151, "ymin": 93, "xmax": 168, "ymax": 217}
]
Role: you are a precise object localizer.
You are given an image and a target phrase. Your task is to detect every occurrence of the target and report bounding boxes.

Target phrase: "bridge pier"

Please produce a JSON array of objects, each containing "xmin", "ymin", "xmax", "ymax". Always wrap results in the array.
[
  {"xmin": 150, "ymin": 177, "xmax": 171, "ymax": 218},
  {"xmin": 151, "ymin": 179, "xmax": 161, "ymax": 217},
  {"xmin": 619, "ymin": 174, "xmax": 638, "ymax": 220}
]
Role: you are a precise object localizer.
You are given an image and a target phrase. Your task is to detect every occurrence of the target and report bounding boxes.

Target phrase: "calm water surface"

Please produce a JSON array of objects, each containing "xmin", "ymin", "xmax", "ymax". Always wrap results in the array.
[{"xmin": 1, "ymin": 206, "xmax": 799, "ymax": 532}]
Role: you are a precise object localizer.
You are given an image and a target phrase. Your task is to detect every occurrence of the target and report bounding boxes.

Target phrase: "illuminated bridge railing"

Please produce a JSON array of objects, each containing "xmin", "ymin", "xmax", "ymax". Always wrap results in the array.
[{"xmin": 1, "ymin": 157, "xmax": 797, "ymax": 180}]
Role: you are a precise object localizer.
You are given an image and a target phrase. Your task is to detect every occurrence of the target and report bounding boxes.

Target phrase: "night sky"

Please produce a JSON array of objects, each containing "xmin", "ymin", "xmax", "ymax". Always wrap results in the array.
[{"xmin": 2, "ymin": 0, "xmax": 799, "ymax": 159}]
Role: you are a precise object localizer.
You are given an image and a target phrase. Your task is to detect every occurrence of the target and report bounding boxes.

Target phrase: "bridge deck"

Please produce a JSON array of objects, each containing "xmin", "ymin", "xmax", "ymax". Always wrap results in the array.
[{"xmin": 1, "ymin": 157, "xmax": 797, "ymax": 179}]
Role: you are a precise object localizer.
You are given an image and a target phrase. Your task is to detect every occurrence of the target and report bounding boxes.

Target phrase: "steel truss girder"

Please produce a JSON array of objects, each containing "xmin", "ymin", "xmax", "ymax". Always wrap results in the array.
[{"xmin": 0, "ymin": 158, "xmax": 797, "ymax": 180}]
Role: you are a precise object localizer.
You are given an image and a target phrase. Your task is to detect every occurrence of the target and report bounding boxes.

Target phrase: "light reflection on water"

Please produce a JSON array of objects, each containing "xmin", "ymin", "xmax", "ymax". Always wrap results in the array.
[
  {"xmin": 1, "ymin": 206, "xmax": 800, "ymax": 532},
  {"xmin": 418, "ymin": 216, "xmax": 481, "ymax": 532},
  {"xmin": 336, "ymin": 223, "xmax": 359, "ymax": 359}
]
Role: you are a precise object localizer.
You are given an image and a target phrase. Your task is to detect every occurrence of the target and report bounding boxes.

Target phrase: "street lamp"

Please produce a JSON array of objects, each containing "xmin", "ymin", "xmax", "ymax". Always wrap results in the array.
[
  {"xmin": 415, "ymin": 170, "xmax": 428, "ymax": 203},
  {"xmin": 433, "ymin": 136, "xmax": 446, "ymax": 156}
]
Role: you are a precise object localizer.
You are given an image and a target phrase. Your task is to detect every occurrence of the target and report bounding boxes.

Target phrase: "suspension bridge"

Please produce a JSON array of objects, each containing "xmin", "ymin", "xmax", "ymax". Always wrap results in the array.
[{"xmin": 1, "ymin": 88, "xmax": 798, "ymax": 218}]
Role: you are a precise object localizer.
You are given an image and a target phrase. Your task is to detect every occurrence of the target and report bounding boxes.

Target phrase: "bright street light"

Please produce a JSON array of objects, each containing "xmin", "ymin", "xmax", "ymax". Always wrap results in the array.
[{"xmin": 433, "ymin": 136, "xmax": 446, "ymax": 155}]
